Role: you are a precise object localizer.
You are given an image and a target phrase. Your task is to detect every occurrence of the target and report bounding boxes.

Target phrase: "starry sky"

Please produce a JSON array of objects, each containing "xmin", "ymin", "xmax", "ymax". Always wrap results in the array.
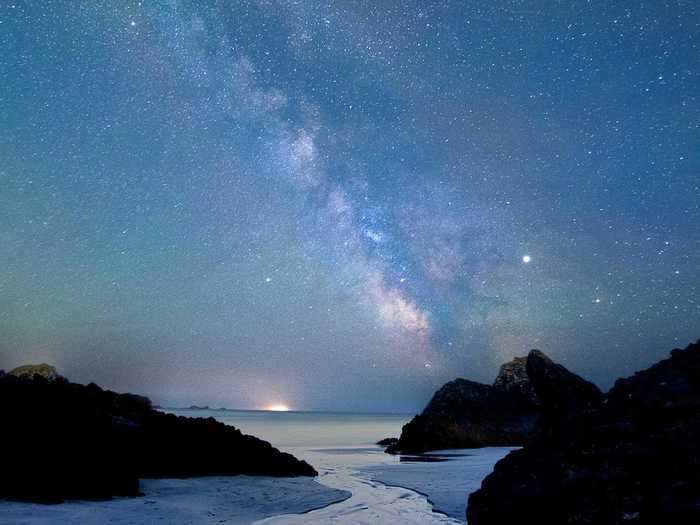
[{"xmin": 1, "ymin": 1, "xmax": 698, "ymax": 412}]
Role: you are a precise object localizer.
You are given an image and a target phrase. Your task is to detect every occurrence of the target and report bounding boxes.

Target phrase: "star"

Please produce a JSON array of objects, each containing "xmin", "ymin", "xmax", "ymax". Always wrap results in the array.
[{"xmin": 2, "ymin": 0, "xmax": 697, "ymax": 415}]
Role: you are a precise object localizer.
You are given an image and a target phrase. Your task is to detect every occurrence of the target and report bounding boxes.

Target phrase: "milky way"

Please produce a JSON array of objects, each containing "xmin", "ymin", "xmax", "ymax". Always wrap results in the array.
[{"xmin": 1, "ymin": 1, "xmax": 698, "ymax": 412}]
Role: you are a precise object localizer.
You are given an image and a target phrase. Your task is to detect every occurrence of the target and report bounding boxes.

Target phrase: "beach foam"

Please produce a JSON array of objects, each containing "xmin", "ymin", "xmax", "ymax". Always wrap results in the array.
[
  {"xmin": 255, "ymin": 446, "xmax": 511, "ymax": 524},
  {"xmin": 0, "ymin": 476, "xmax": 349, "ymax": 525}
]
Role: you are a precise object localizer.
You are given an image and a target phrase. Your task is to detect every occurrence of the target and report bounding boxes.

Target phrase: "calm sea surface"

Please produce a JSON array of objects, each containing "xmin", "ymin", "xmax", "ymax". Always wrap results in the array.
[{"xmin": 169, "ymin": 408, "xmax": 411, "ymax": 449}]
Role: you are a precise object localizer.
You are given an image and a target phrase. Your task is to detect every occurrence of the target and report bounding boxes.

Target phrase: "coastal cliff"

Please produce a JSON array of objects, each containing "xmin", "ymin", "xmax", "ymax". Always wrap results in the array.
[
  {"xmin": 387, "ymin": 350, "xmax": 593, "ymax": 453},
  {"xmin": 467, "ymin": 340, "xmax": 700, "ymax": 524},
  {"xmin": 0, "ymin": 367, "xmax": 316, "ymax": 504}
]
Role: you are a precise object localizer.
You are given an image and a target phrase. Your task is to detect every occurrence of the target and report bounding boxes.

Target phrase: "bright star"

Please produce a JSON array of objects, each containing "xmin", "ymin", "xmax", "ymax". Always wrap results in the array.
[{"xmin": 522, "ymin": 255, "xmax": 531, "ymax": 264}]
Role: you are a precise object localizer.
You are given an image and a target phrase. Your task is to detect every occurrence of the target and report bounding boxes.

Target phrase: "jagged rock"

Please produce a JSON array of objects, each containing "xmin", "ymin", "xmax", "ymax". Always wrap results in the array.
[
  {"xmin": 492, "ymin": 356, "xmax": 538, "ymax": 401},
  {"xmin": 526, "ymin": 349, "xmax": 602, "ymax": 414},
  {"xmin": 525, "ymin": 349, "xmax": 604, "ymax": 442},
  {"xmin": 387, "ymin": 353, "xmax": 561, "ymax": 453},
  {"xmin": 9, "ymin": 363, "xmax": 65, "ymax": 382},
  {"xmin": 376, "ymin": 437, "xmax": 399, "ymax": 447},
  {"xmin": 467, "ymin": 340, "xmax": 700, "ymax": 525},
  {"xmin": 0, "ymin": 371, "xmax": 316, "ymax": 504}
]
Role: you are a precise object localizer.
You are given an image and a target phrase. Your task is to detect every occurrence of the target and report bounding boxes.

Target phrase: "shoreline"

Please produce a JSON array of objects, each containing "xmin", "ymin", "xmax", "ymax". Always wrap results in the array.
[
  {"xmin": 254, "ymin": 468, "xmax": 463, "ymax": 525},
  {"xmin": 368, "ymin": 478, "xmax": 456, "ymax": 520},
  {"xmin": 358, "ymin": 447, "xmax": 516, "ymax": 521},
  {"xmin": 0, "ymin": 476, "xmax": 350, "ymax": 525},
  {"xmin": 0, "ymin": 410, "xmax": 510, "ymax": 524},
  {"xmin": 254, "ymin": 445, "xmax": 511, "ymax": 524}
]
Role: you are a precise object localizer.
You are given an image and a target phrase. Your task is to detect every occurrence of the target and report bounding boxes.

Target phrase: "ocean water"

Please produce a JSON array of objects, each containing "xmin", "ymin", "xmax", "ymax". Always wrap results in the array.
[
  {"xmin": 169, "ymin": 408, "xmax": 410, "ymax": 448},
  {"xmin": 169, "ymin": 408, "xmax": 513, "ymax": 522},
  {"xmin": 1, "ymin": 407, "xmax": 510, "ymax": 523}
]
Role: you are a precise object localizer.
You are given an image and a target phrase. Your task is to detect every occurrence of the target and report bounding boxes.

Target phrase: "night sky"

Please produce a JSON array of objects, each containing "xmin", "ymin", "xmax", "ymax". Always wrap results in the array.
[{"xmin": 1, "ymin": 1, "xmax": 698, "ymax": 412}]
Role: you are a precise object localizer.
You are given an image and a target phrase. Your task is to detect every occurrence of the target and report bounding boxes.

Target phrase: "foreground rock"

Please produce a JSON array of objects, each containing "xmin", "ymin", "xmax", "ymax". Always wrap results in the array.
[
  {"xmin": 387, "ymin": 351, "xmax": 591, "ymax": 453},
  {"xmin": 467, "ymin": 340, "xmax": 700, "ymax": 525},
  {"xmin": 0, "ymin": 369, "xmax": 316, "ymax": 504}
]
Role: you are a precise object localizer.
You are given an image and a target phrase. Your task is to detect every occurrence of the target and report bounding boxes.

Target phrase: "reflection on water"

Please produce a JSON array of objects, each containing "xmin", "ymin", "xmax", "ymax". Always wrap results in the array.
[{"xmin": 399, "ymin": 456, "xmax": 449, "ymax": 463}]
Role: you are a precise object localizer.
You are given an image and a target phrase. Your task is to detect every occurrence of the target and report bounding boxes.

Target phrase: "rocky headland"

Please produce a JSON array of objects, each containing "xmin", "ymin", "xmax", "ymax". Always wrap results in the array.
[
  {"xmin": 386, "ymin": 350, "xmax": 590, "ymax": 453},
  {"xmin": 0, "ymin": 366, "xmax": 316, "ymax": 504},
  {"xmin": 467, "ymin": 340, "xmax": 700, "ymax": 524}
]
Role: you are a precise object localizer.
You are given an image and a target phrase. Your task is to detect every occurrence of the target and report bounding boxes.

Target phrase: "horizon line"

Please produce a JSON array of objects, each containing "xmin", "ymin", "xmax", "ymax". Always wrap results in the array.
[{"xmin": 161, "ymin": 406, "xmax": 415, "ymax": 416}]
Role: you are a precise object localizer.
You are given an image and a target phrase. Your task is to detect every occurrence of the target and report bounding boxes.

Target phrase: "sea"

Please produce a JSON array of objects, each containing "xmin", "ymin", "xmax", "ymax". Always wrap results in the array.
[
  {"xmin": 0, "ymin": 408, "xmax": 511, "ymax": 524},
  {"xmin": 169, "ymin": 408, "xmax": 514, "ymax": 523},
  {"xmin": 169, "ymin": 408, "xmax": 410, "ymax": 448}
]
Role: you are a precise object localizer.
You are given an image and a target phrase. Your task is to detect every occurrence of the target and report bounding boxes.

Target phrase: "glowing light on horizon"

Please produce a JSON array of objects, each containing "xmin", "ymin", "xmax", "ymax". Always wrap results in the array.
[{"xmin": 266, "ymin": 404, "xmax": 290, "ymax": 412}]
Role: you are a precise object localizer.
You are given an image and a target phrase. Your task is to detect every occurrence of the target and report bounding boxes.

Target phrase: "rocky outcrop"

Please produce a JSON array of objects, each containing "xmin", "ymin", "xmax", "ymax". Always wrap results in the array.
[
  {"xmin": 467, "ymin": 340, "xmax": 700, "ymax": 525},
  {"xmin": 0, "ymin": 368, "xmax": 316, "ymax": 504},
  {"xmin": 8, "ymin": 363, "xmax": 65, "ymax": 382},
  {"xmin": 526, "ymin": 349, "xmax": 602, "ymax": 414},
  {"xmin": 387, "ymin": 351, "xmax": 587, "ymax": 453},
  {"xmin": 525, "ymin": 349, "xmax": 604, "ymax": 442},
  {"xmin": 492, "ymin": 356, "xmax": 535, "ymax": 399}
]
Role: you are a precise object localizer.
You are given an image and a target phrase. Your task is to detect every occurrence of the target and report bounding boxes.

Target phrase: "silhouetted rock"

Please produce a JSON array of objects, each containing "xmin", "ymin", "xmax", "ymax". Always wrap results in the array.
[
  {"xmin": 386, "ymin": 353, "xmax": 574, "ymax": 453},
  {"xmin": 376, "ymin": 437, "xmax": 399, "ymax": 447},
  {"xmin": 525, "ymin": 349, "xmax": 603, "ymax": 442},
  {"xmin": 0, "ymin": 369, "xmax": 316, "ymax": 504},
  {"xmin": 8, "ymin": 363, "xmax": 65, "ymax": 382},
  {"xmin": 467, "ymin": 340, "xmax": 700, "ymax": 525},
  {"xmin": 492, "ymin": 356, "xmax": 537, "ymax": 400},
  {"xmin": 526, "ymin": 349, "xmax": 603, "ymax": 414}
]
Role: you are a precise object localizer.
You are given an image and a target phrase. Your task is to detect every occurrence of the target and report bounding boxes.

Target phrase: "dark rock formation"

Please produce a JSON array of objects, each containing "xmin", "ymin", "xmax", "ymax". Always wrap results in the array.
[
  {"xmin": 8, "ymin": 363, "xmax": 65, "ymax": 382},
  {"xmin": 467, "ymin": 340, "xmax": 700, "ymax": 525},
  {"xmin": 525, "ymin": 349, "xmax": 604, "ymax": 442},
  {"xmin": 0, "ymin": 369, "xmax": 316, "ymax": 504},
  {"xmin": 376, "ymin": 437, "xmax": 399, "ymax": 447},
  {"xmin": 526, "ymin": 349, "xmax": 602, "ymax": 414},
  {"xmin": 387, "ymin": 352, "xmax": 578, "ymax": 453},
  {"xmin": 492, "ymin": 356, "xmax": 535, "ymax": 399}
]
